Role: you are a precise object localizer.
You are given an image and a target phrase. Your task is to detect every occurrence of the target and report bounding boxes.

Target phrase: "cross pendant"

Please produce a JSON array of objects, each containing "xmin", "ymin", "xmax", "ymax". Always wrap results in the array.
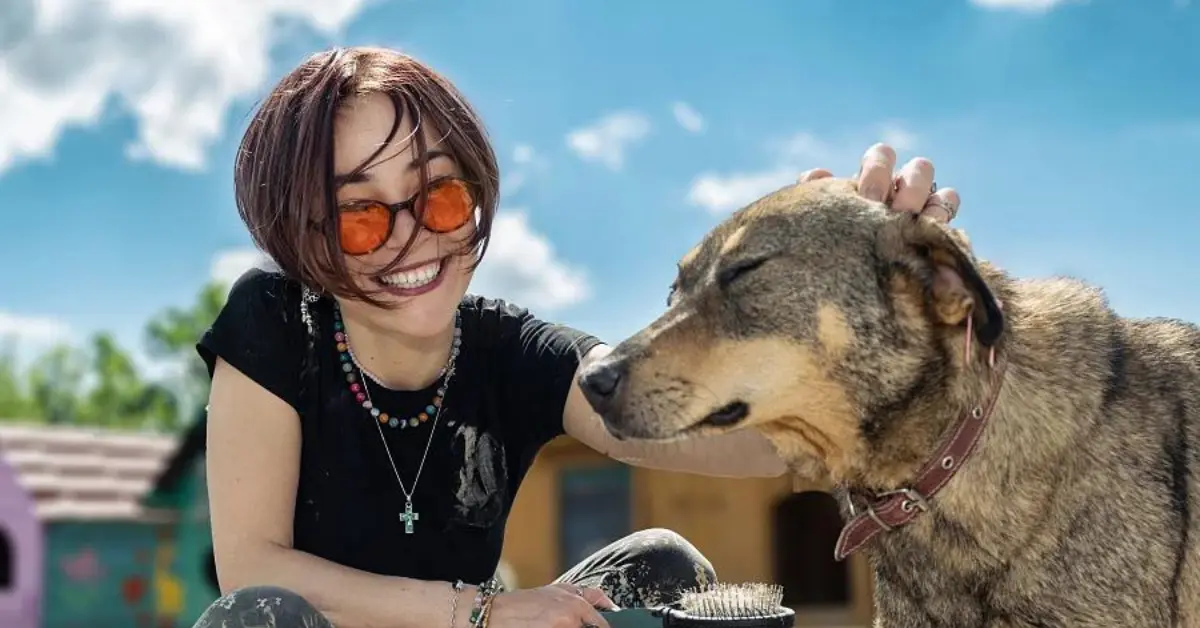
[{"xmin": 400, "ymin": 500, "xmax": 419, "ymax": 534}]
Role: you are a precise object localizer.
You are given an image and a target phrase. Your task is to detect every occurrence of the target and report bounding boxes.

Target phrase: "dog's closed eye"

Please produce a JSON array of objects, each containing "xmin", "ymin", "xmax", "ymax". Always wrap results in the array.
[{"xmin": 717, "ymin": 256, "xmax": 771, "ymax": 288}]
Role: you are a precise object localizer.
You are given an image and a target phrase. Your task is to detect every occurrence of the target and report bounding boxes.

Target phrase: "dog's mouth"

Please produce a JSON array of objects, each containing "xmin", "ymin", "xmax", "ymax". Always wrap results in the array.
[{"xmin": 686, "ymin": 401, "xmax": 750, "ymax": 433}]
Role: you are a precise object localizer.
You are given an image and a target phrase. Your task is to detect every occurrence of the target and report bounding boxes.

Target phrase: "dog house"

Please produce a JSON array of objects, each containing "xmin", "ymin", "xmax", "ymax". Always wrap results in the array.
[
  {"xmin": 0, "ymin": 423, "xmax": 209, "ymax": 627},
  {"xmin": 0, "ymin": 448, "xmax": 42, "ymax": 628}
]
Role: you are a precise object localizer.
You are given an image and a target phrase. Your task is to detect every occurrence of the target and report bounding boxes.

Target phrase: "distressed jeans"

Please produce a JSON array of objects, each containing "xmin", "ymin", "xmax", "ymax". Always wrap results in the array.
[{"xmin": 191, "ymin": 528, "xmax": 716, "ymax": 627}]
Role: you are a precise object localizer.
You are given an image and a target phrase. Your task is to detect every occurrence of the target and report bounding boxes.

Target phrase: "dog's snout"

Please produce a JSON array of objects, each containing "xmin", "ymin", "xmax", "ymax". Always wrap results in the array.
[{"xmin": 578, "ymin": 358, "xmax": 628, "ymax": 414}]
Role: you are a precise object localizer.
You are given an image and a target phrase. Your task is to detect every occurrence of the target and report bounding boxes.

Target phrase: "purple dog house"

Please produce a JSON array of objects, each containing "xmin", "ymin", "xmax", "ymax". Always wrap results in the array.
[{"xmin": 0, "ymin": 452, "xmax": 41, "ymax": 628}]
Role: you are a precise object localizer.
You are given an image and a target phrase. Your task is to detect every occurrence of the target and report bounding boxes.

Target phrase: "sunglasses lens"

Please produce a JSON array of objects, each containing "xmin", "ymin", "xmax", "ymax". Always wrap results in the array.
[
  {"xmin": 420, "ymin": 179, "xmax": 475, "ymax": 233},
  {"xmin": 339, "ymin": 202, "xmax": 391, "ymax": 255}
]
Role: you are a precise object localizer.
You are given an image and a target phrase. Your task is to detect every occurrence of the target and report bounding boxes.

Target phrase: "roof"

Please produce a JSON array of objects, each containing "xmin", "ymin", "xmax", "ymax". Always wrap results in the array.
[
  {"xmin": 147, "ymin": 407, "xmax": 207, "ymax": 501},
  {"xmin": 0, "ymin": 422, "xmax": 181, "ymax": 522}
]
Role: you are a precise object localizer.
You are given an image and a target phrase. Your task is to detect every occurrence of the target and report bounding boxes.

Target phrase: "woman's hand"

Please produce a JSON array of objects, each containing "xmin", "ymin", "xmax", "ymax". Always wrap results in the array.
[
  {"xmin": 484, "ymin": 583, "xmax": 617, "ymax": 628},
  {"xmin": 798, "ymin": 142, "xmax": 961, "ymax": 224}
]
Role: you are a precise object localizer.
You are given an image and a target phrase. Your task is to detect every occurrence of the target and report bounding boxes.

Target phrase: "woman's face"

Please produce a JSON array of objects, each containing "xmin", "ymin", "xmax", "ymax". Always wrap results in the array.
[{"xmin": 331, "ymin": 93, "xmax": 477, "ymax": 338}]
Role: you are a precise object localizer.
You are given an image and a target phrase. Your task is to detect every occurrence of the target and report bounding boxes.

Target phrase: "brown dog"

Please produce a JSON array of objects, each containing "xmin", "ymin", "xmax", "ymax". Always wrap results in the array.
[{"xmin": 578, "ymin": 178, "xmax": 1200, "ymax": 626}]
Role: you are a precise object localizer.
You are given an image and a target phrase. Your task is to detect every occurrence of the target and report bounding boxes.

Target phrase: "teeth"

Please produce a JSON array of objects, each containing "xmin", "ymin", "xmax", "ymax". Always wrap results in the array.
[{"xmin": 381, "ymin": 260, "xmax": 441, "ymax": 289}]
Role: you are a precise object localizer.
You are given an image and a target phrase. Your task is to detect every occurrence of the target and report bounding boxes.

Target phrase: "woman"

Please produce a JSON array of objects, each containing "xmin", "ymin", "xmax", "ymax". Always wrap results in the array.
[{"xmin": 193, "ymin": 46, "xmax": 960, "ymax": 628}]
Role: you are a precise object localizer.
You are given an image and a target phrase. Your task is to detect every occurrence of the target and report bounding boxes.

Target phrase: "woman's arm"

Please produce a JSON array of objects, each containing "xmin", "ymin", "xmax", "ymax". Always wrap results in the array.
[
  {"xmin": 562, "ymin": 344, "xmax": 791, "ymax": 478},
  {"xmin": 206, "ymin": 358, "xmax": 471, "ymax": 628}
]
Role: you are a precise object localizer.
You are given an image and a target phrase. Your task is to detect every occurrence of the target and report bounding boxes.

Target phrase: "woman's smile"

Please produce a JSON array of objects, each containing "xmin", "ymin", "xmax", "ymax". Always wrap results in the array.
[{"xmin": 374, "ymin": 255, "xmax": 449, "ymax": 297}]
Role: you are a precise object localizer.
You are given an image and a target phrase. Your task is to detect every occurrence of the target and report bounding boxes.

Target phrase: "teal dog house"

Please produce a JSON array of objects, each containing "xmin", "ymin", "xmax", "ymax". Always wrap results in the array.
[{"xmin": 0, "ymin": 423, "xmax": 220, "ymax": 627}]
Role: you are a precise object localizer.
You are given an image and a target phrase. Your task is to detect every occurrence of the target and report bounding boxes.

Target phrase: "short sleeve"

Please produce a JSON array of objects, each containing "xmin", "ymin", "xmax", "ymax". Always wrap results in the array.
[
  {"xmin": 474, "ymin": 297, "xmax": 604, "ymax": 451},
  {"xmin": 197, "ymin": 268, "xmax": 305, "ymax": 412}
]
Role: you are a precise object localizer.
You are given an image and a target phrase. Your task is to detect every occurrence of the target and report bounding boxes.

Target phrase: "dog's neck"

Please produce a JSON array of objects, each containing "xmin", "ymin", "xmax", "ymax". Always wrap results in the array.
[
  {"xmin": 843, "ymin": 301, "xmax": 1016, "ymax": 493},
  {"xmin": 834, "ymin": 271, "xmax": 1122, "ymax": 557}
]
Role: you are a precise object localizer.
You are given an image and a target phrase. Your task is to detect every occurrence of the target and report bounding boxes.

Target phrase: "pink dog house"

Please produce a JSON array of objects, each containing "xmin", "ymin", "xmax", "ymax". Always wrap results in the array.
[{"xmin": 0, "ymin": 451, "xmax": 42, "ymax": 628}]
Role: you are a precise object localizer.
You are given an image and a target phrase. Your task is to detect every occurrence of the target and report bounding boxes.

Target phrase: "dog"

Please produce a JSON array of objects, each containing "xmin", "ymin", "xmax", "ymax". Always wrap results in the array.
[{"xmin": 578, "ymin": 177, "xmax": 1200, "ymax": 627}]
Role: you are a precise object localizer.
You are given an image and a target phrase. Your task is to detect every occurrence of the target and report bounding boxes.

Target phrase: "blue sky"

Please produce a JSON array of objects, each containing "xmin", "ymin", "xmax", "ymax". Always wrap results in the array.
[{"xmin": 0, "ymin": 0, "xmax": 1197, "ymax": 377}]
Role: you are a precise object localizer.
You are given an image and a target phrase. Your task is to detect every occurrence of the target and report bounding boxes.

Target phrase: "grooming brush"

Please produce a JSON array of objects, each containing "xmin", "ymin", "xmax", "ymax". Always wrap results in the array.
[{"xmin": 602, "ymin": 582, "xmax": 795, "ymax": 628}]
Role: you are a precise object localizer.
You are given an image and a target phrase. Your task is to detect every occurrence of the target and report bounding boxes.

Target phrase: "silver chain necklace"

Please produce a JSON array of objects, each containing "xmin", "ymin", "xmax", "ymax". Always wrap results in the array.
[
  {"xmin": 348, "ymin": 342, "xmax": 450, "ymax": 391},
  {"xmin": 346, "ymin": 311, "xmax": 461, "ymax": 534}
]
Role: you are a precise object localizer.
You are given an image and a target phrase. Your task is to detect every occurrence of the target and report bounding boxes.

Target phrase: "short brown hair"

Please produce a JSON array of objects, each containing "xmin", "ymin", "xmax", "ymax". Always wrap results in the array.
[{"xmin": 233, "ymin": 46, "xmax": 499, "ymax": 307}]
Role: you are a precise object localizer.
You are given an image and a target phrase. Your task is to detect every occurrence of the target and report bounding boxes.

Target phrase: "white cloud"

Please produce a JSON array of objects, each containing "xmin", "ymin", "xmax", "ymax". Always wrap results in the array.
[
  {"xmin": 0, "ymin": 0, "xmax": 370, "ymax": 174},
  {"xmin": 0, "ymin": 311, "xmax": 73, "ymax": 373},
  {"xmin": 0, "ymin": 312, "xmax": 71, "ymax": 347},
  {"xmin": 565, "ymin": 111, "xmax": 651, "ymax": 171},
  {"xmin": 512, "ymin": 144, "xmax": 536, "ymax": 164},
  {"xmin": 968, "ymin": 0, "xmax": 1075, "ymax": 11},
  {"xmin": 687, "ymin": 167, "xmax": 799, "ymax": 216},
  {"xmin": 209, "ymin": 248, "xmax": 274, "ymax": 288},
  {"xmin": 502, "ymin": 142, "xmax": 549, "ymax": 198},
  {"xmin": 686, "ymin": 124, "xmax": 922, "ymax": 215},
  {"xmin": 879, "ymin": 123, "xmax": 919, "ymax": 152},
  {"xmin": 671, "ymin": 101, "xmax": 705, "ymax": 134},
  {"xmin": 472, "ymin": 212, "xmax": 590, "ymax": 312}
]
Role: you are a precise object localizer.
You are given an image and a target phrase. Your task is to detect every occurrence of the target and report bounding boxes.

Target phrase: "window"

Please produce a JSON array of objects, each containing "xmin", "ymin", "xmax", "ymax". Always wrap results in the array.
[
  {"xmin": 771, "ymin": 491, "xmax": 849, "ymax": 607},
  {"xmin": 558, "ymin": 465, "xmax": 631, "ymax": 573}
]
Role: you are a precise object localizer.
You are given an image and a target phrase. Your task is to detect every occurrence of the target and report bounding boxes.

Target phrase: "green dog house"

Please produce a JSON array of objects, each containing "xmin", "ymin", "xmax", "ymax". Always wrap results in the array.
[{"xmin": 0, "ymin": 422, "xmax": 220, "ymax": 627}]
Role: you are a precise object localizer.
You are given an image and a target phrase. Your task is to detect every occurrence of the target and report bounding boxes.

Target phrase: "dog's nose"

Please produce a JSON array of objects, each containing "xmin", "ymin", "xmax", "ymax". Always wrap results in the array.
[{"xmin": 578, "ymin": 358, "xmax": 627, "ymax": 414}]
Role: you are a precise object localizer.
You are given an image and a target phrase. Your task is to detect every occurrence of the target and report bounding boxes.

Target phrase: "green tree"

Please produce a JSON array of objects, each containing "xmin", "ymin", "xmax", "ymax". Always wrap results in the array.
[
  {"xmin": 0, "ymin": 341, "xmax": 37, "ymax": 420},
  {"xmin": 26, "ymin": 343, "xmax": 88, "ymax": 425},
  {"xmin": 144, "ymin": 280, "xmax": 228, "ymax": 418},
  {"xmin": 0, "ymin": 279, "xmax": 230, "ymax": 431},
  {"xmin": 80, "ymin": 332, "xmax": 179, "ymax": 430}
]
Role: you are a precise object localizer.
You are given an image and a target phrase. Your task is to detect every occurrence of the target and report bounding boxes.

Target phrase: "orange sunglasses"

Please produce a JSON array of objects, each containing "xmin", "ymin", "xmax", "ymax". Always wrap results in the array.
[{"xmin": 337, "ymin": 177, "xmax": 476, "ymax": 256}]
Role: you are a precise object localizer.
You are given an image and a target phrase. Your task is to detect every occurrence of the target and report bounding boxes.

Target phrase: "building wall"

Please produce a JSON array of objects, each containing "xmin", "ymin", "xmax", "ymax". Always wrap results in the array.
[
  {"xmin": 41, "ymin": 519, "xmax": 215, "ymax": 628},
  {"xmin": 501, "ymin": 437, "xmax": 876, "ymax": 627},
  {"xmin": 42, "ymin": 521, "xmax": 160, "ymax": 627}
]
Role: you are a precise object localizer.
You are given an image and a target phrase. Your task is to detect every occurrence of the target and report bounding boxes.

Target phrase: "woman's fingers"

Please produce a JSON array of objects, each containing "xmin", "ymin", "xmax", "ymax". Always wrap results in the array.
[
  {"xmin": 921, "ymin": 187, "xmax": 961, "ymax": 223},
  {"xmin": 798, "ymin": 168, "xmax": 833, "ymax": 183},
  {"xmin": 890, "ymin": 157, "xmax": 936, "ymax": 214},
  {"xmin": 580, "ymin": 587, "xmax": 619, "ymax": 611},
  {"xmin": 552, "ymin": 583, "xmax": 619, "ymax": 611},
  {"xmin": 856, "ymin": 143, "xmax": 897, "ymax": 202}
]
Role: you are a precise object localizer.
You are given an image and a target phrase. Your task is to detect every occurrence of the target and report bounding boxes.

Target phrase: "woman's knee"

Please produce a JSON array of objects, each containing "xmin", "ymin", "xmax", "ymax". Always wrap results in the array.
[
  {"xmin": 622, "ymin": 528, "xmax": 716, "ymax": 585},
  {"xmin": 193, "ymin": 585, "xmax": 333, "ymax": 628}
]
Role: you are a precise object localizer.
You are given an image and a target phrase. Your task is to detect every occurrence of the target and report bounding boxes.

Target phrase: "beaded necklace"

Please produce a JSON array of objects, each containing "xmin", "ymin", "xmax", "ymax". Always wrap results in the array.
[
  {"xmin": 332, "ymin": 306, "xmax": 462, "ymax": 430},
  {"xmin": 330, "ymin": 303, "xmax": 462, "ymax": 534}
]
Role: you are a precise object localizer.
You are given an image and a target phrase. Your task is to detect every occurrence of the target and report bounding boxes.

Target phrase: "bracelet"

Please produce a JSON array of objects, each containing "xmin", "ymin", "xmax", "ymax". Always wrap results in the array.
[
  {"xmin": 449, "ymin": 580, "xmax": 464, "ymax": 628},
  {"xmin": 478, "ymin": 593, "xmax": 497, "ymax": 628},
  {"xmin": 469, "ymin": 577, "xmax": 501, "ymax": 628}
]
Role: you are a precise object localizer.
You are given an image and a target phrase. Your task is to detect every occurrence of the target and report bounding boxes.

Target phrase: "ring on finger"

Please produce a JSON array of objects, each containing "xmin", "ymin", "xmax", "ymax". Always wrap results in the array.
[
  {"xmin": 926, "ymin": 197, "xmax": 958, "ymax": 221},
  {"xmin": 891, "ymin": 176, "xmax": 937, "ymax": 199}
]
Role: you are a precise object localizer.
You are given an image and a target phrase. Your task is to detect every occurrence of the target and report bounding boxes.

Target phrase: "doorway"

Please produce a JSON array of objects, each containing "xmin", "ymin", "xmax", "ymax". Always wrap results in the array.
[{"xmin": 771, "ymin": 491, "xmax": 849, "ymax": 608}]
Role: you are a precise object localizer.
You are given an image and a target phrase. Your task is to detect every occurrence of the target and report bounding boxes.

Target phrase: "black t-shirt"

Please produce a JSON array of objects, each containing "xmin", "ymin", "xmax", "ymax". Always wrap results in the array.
[{"xmin": 197, "ymin": 269, "xmax": 602, "ymax": 585}]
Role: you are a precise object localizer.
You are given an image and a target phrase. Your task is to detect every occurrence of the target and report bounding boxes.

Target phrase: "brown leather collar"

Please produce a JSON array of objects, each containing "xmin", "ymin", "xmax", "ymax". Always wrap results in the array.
[{"xmin": 833, "ymin": 359, "xmax": 1009, "ymax": 561}]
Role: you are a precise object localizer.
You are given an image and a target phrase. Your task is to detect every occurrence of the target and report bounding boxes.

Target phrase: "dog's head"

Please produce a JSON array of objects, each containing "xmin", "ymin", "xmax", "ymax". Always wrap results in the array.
[{"xmin": 579, "ymin": 178, "xmax": 1005, "ymax": 483}]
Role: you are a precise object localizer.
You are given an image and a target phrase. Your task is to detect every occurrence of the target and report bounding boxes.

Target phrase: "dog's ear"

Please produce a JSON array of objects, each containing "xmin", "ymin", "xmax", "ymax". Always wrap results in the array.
[{"xmin": 878, "ymin": 215, "xmax": 1004, "ymax": 347}]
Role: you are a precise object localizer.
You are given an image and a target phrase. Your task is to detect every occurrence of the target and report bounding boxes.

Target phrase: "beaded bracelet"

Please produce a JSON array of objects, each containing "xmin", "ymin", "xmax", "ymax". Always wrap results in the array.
[
  {"xmin": 479, "ymin": 594, "xmax": 497, "ymax": 628},
  {"xmin": 469, "ymin": 577, "xmax": 502, "ymax": 628}
]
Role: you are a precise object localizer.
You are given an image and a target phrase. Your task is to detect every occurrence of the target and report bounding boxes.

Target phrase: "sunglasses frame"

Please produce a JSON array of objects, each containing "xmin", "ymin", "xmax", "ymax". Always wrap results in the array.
[{"xmin": 336, "ymin": 175, "xmax": 477, "ymax": 256}]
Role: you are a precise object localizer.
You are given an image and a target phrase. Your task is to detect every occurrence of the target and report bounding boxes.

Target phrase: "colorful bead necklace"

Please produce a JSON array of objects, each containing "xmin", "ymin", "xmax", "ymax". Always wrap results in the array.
[{"xmin": 332, "ymin": 304, "xmax": 462, "ymax": 430}]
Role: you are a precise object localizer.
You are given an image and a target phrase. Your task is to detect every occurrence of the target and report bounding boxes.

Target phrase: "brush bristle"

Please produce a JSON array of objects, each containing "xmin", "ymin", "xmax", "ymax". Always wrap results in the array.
[{"xmin": 675, "ymin": 582, "xmax": 787, "ymax": 619}]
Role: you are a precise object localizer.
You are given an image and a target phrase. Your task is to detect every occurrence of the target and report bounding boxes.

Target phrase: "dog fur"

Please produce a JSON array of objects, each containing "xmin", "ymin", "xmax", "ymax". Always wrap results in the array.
[{"xmin": 578, "ymin": 178, "xmax": 1200, "ymax": 627}]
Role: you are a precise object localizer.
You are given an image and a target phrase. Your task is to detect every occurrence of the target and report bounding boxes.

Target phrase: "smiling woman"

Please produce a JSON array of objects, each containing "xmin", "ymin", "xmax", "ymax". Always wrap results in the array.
[{"xmin": 193, "ymin": 45, "xmax": 960, "ymax": 628}]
